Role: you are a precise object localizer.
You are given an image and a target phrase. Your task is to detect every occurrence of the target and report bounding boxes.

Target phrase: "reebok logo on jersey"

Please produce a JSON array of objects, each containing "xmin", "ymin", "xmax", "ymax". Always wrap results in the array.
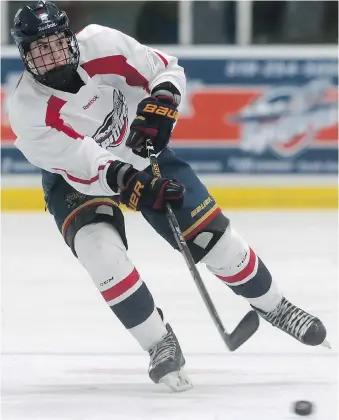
[{"xmin": 83, "ymin": 95, "xmax": 99, "ymax": 110}]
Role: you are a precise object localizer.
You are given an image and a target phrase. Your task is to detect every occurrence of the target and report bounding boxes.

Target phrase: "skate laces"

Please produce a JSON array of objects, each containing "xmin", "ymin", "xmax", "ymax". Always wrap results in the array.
[
  {"xmin": 149, "ymin": 330, "xmax": 177, "ymax": 367},
  {"xmin": 266, "ymin": 298, "xmax": 315, "ymax": 341}
]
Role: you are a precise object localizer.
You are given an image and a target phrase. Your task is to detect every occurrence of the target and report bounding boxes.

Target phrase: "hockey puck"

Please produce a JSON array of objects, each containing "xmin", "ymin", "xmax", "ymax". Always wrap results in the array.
[{"xmin": 293, "ymin": 401, "xmax": 314, "ymax": 416}]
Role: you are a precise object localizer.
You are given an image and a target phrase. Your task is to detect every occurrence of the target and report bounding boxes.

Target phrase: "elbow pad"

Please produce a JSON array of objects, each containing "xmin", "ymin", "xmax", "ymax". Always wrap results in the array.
[{"xmin": 151, "ymin": 82, "xmax": 181, "ymax": 106}]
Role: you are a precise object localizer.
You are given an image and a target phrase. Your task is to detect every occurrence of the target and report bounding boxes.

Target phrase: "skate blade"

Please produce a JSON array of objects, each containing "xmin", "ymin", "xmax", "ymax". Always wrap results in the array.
[
  {"xmin": 321, "ymin": 339, "xmax": 331, "ymax": 349},
  {"xmin": 160, "ymin": 369, "xmax": 193, "ymax": 392}
]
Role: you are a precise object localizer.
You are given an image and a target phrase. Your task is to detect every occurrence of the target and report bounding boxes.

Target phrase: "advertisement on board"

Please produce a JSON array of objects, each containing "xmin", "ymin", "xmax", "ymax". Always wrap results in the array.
[{"xmin": 1, "ymin": 51, "xmax": 338, "ymax": 176}]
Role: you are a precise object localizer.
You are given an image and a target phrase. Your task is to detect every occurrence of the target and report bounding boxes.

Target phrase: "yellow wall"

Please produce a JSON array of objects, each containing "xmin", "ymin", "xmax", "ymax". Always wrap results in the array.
[{"xmin": 2, "ymin": 186, "xmax": 337, "ymax": 211}]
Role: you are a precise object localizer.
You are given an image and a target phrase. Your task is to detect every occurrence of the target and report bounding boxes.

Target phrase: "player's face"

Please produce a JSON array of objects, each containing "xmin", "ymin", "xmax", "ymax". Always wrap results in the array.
[{"xmin": 27, "ymin": 33, "xmax": 70, "ymax": 75}]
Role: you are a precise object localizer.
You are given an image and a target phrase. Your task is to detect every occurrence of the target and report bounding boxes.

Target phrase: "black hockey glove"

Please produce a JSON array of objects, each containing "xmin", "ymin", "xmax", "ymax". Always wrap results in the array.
[
  {"xmin": 106, "ymin": 161, "xmax": 185, "ymax": 211},
  {"xmin": 126, "ymin": 82, "xmax": 181, "ymax": 158}
]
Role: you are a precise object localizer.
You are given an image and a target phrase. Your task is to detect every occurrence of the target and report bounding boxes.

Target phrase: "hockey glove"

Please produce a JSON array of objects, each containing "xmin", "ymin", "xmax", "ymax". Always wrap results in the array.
[
  {"xmin": 106, "ymin": 161, "xmax": 185, "ymax": 211},
  {"xmin": 126, "ymin": 83, "xmax": 181, "ymax": 158}
]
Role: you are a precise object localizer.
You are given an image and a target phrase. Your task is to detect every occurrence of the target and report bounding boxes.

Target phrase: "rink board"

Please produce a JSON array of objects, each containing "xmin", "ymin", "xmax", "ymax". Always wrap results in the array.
[{"xmin": 1, "ymin": 46, "xmax": 338, "ymax": 210}]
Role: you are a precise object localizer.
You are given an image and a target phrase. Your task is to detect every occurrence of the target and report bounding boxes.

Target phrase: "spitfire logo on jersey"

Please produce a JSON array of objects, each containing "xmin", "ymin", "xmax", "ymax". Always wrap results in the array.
[{"xmin": 92, "ymin": 90, "xmax": 128, "ymax": 149}]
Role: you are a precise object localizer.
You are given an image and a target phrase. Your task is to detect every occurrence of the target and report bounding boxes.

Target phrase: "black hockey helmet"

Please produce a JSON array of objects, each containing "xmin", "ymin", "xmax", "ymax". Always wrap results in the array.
[{"xmin": 10, "ymin": 1, "xmax": 80, "ymax": 89}]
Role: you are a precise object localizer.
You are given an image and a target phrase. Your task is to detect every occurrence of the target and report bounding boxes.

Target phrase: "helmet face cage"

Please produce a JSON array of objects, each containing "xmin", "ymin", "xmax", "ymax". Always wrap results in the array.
[
  {"xmin": 11, "ymin": 1, "xmax": 80, "ymax": 86},
  {"xmin": 24, "ymin": 29, "xmax": 79, "ymax": 80}
]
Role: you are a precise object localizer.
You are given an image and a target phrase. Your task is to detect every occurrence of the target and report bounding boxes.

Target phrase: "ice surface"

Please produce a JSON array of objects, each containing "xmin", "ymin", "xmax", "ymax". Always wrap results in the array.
[{"xmin": 1, "ymin": 211, "xmax": 338, "ymax": 419}]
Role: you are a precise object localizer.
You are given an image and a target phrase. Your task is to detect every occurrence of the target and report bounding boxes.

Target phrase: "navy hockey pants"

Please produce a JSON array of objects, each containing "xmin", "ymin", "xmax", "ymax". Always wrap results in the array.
[{"xmin": 42, "ymin": 148, "xmax": 222, "ymax": 254}]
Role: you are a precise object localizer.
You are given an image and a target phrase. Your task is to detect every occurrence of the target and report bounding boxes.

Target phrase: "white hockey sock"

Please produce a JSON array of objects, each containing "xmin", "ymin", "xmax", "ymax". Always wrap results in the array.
[
  {"xmin": 246, "ymin": 281, "xmax": 283, "ymax": 313},
  {"xmin": 129, "ymin": 308, "xmax": 167, "ymax": 351}
]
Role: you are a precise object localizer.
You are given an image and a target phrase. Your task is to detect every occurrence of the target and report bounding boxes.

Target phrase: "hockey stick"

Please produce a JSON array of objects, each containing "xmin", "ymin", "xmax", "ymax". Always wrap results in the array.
[{"xmin": 146, "ymin": 140, "xmax": 260, "ymax": 351}]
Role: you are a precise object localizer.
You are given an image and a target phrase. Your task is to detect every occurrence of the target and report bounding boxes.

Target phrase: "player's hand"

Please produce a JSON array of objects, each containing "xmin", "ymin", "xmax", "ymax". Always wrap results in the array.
[
  {"xmin": 126, "ymin": 95, "xmax": 179, "ymax": 158},
  {"xmin": 120, "ymin": 170, "xmax": 184, "ymax": 211}
]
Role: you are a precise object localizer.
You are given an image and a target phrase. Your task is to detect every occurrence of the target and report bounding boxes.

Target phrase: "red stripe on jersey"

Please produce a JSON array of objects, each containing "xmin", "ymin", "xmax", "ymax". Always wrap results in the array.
[
  {"xmin": 217, "ymin": 248, "xmax": 257, "ymax": 284},
  {"xmin": 81, "ymin": 55, "xmax": 150, "ymax": 93},
  {"xmin": 116, "ymin": 118, "xmax": 127, "ymax": 144},
  {"xmin": 154, "ymin": 51, "xmax": 168, "ymax": 67},
  {"xmin": 52, "ymin": 160, "xmax": 113, "ymax": 185},
  {"xmin": 45, "ymin": 96, "xmax": 84, "ymax": 140},
  {"xmin": 102, "ymin": 268, "xmax": 140, "ymax": 302}
]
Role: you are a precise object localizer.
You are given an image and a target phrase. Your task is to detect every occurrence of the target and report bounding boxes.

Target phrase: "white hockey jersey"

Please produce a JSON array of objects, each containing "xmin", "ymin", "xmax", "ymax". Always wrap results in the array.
[{"xmin": 9, "ymin": 24, "xmax": 186, "ymax": 196}]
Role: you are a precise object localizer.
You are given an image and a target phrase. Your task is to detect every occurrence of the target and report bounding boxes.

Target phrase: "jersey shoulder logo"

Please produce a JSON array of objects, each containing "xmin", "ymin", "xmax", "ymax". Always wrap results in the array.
[{"xmin": 92, "ymin": 90, "xmax": 128, "ymax": 149}]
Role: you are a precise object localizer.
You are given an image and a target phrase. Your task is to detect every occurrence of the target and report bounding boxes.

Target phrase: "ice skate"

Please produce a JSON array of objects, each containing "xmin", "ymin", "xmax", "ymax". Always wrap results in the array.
[
  {"xmin": 148, "ymin": 323, "xmax": 193, "ymax": 392},
  {"xmin": 252, "ymin": 297, "xmax": 329, "ymax": 347}
]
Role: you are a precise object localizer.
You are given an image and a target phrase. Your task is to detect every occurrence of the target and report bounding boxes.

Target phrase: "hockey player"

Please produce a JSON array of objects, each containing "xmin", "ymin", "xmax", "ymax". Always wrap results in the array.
[{"xmin": 9, "ymin": 1, "xmax": 327, "ymax": 392}]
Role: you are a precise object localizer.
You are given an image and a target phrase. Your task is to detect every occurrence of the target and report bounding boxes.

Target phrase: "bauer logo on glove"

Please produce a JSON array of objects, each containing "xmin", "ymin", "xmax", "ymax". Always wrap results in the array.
[
  {"xmin": 126, "ymin": 83, "xmax": 181, "ymax": 158},
  {"xmin": 119, "ymin": 169, "xmax": 184, "ymax": 212},
  {"xmin": 142, "ymin": 103, "xmax": 178, "ymax": 120},
  {"xmin": 128, "ymin": 180, "xmax": 144, "ymax": 211}
]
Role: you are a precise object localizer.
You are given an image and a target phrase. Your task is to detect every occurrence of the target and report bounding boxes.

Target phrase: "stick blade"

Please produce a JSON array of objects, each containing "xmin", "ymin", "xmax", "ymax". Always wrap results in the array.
[{"xmin": 224, "ymin": 310, "xmax": 260, "ymax": 351}]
